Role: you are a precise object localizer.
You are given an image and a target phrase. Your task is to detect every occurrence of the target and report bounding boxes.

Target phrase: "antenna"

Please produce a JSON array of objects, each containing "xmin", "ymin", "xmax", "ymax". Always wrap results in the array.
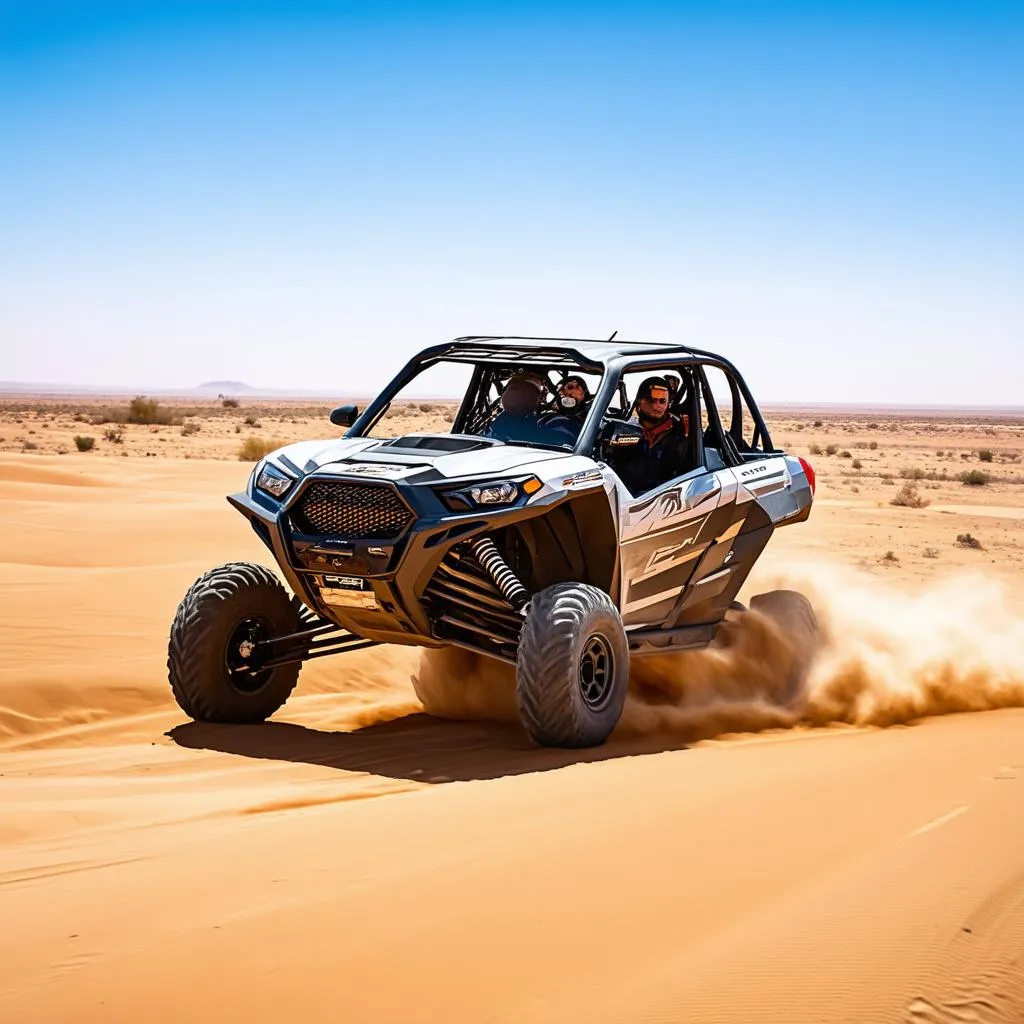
[{"xmin": 607, "ymin": 330, "xmax": 618, "ymax": 341}]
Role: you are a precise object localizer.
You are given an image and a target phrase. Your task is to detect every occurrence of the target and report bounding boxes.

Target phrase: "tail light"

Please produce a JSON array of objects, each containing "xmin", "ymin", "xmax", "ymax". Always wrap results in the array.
[{"xmin": 798, "ymin": 457, "xmax": 816, "ymax": 495}]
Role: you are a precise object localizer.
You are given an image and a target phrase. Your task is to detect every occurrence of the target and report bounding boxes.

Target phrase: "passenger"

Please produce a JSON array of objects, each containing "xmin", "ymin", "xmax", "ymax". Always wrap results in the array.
[
  {"xmin": 553, "ymin": 375, "xmax": 591, "ymax": 423},
  {"xmin": 614, "ymin": 376, "xmax": 695, "ymax": 495},
  {"xmin": 538, "ymin": 374, "xmax": 592, "ymax": 440}
]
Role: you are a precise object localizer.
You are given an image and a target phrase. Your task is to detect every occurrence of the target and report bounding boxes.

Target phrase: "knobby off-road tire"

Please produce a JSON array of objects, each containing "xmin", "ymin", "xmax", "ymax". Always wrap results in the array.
[
  {"xmin": 515, "ymin": 582, "xmax": 630, "ymax": 748},
  {"xmin": 167, "ymin": 561, "xmax": 303, "ymax": 723},
  {"xmin": 749, "ymin": 588, "xmax": 820, "ymax": 708}
]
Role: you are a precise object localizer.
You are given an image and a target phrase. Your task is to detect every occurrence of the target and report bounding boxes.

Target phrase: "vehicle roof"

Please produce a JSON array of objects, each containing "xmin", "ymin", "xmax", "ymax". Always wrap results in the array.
[{"xmin": 424, "ymin": 334, "xmax": 729, "ymax": 373}]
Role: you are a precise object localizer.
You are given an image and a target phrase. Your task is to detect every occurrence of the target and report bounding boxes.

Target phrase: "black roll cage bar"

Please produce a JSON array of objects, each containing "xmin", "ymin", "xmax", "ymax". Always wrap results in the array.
[{"xmin": 344, "ymin": 336, "xmax": 775, "ymax": 465}]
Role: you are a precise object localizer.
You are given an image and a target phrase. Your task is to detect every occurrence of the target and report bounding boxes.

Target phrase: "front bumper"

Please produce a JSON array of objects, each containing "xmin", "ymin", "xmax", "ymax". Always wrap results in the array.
[{"xmin": 227, "ymin": 471, "xmax": 589, "ymax": 649}]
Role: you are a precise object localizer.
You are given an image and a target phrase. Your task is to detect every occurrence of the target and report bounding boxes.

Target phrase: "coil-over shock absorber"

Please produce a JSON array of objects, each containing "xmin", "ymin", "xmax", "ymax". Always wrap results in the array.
[{"xmin": 469, "ymin": 536, "xmax": 530, "ymax": 614}]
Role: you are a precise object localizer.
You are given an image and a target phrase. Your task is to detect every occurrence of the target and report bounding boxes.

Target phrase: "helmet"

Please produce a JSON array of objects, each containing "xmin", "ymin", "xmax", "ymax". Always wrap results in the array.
[{"xmin": 506, "ymin": 370, "xmax": 547, "ymax": 393}]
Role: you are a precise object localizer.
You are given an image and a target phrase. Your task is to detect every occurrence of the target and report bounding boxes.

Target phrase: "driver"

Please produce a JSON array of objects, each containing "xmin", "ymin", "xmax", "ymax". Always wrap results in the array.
[
  {"xmin": 483, "ymin": 370, "xmax": 548, "ymax": 442},
  {"xmin": 615, "ymin": 375, "xmax": 695, "ymax": 495}
]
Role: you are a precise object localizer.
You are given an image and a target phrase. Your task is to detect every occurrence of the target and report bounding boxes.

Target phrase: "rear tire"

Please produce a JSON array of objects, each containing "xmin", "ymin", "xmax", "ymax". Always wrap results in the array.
[
  {"xmin": 167, "ymin": 561, "xmax": 302, "ymax": 723},
  {"xmin": 749, "ymin": 588, "xmax": 820, "ymax": 706},
  {"xmin": 515, "ymin": 582, "xmax": 629, "ymax": 748}
]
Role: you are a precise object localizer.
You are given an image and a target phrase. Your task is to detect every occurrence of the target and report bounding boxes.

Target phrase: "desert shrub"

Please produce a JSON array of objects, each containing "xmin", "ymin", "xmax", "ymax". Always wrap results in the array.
[
  {"xmin": 852, "ymin": 458, "xmax": 862, "ymax": 469},
  {"xmin": 222, "ymin": 398, "xmax": 240, "ymax": 408},
  {"xmin": 978, "ymin": 449, "xmax": 994, "ymax": 462},
  {"xmin": 181, "ymin": 420, "xmax": 201, "ymax": 437},
  {"xmin": 825, "ymin": 444, "xmax": 838, "ymax": 456},
  {"xmin": 840, "ymin": 450, "xmax": 852, "ymax": 458},
  {"xmin": 23, "ymin": 440, "xmax": 38, "ymax": 450},
  {"xmin": 891, "ymin": 483, "xmax": 928, "ymax": 508},
  {"xmin": 880, "ymin": 472, "xmax": 893, "ymax": 483},
  {"xmin": 128, "ymin": 396, "xmax": 160, "ymax": 423},
  {"xmin": 813, "ymin": 419, "xmax": 823, "ymax": 427},
  {"xmin": 900, "ymin": 466, "xmax": 925, "ymax": 480},
  {"xmin": 809, "ymin": 444, "xmax": 822, "ymax": 455},
  {"xmin": 867, "ymin": 422, "xmax": 879, "ymax": 429},
  {"xmin": 958, "ymin": 469, "xmax": 989, "ymax": 486},
  {"xmin": 74, "ymin": 435, "xmax": 95, "ymax": 452},
  {"xmin": 883, "ymin": 550, "xmax": 898, "ymax": 562},
  {"xmin": 104, "ymin": 426, "xmax": 124, "ymax": 444},
  {"xmin": 923, "ymin": 547, "xmax": 939, "ymax": 559},
  {"xmin": 243, "ymin": 414, "xmax": 261, "ymax": 428},
  {"xmin": 955, "ymin": 533, "xmax": 983, "ymax": 549},
  {"xmin": 869, "ymin": 441, "xmax": 878, "ymax": 450},
  {"xmin": 238, "ymin": 437, "xmax": 284, "ymax": 461},
  {"xmin": 73, "ymin": 412, "xmax": 87, "ymax": 423}
]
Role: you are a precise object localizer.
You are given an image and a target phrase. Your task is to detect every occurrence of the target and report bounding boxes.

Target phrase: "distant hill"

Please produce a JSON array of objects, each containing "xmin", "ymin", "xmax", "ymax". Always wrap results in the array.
[{"xmin": 196, "ymin": 380, "xmax": 256, "ymax": 394}]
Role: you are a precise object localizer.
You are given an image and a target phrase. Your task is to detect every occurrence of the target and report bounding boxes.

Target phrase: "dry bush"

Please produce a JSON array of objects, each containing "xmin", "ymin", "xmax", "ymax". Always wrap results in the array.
[
  {"xmin": 181, "ymin": 420, "xmax": 201, "ymax": 437},
  {"xmin": 826, "ymin": 444, "xmax": 838, "ymax": 455},
  {"xmin": 74, "ymin": 435, "xmax": 95, "ymax": 452},
  {"xmin": 852, "ymin": 458, "xmax": 862, "ymax": 469},
  {"xmin": 958, "ymin": 469, "xmax": 989, "ymax": 486},
  {"xmin": 978, "ymin": 449, "xmax": 994, "ymax": 462},
  {"xmin": 126, "ymin": 396, "xmax": 179, "ymax": 426},
  {"xmin": 809, "ymin": 443, "xmax": 823, "ymax": 455},
  {"xmin": 104, "ymin": 426, "xmax": 124, "ymax": 444},
  {"xmin": 891, "ymin": 483, "xmax": 928, "ymax": 508},
  {"xmin": 238, "ymin": 437, "xmax": 284, "ymax": 461},
  {"xmin": 923, "ymin": 547, "xmax": 939, "ymax": 559},
  {"xmin": 955, "ymin": 532, "xmax": 983, "ymax": 550},
  {"xmin": 900, "ymin": 466, "xmax": 926, "ymax": 480},
  {"xmin": 222, "ymin": 398, "xmax": 240, "ymax": 408}
]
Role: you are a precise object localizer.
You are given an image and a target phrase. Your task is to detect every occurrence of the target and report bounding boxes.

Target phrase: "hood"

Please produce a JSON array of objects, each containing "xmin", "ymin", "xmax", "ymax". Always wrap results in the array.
[{"xmin": 272, "ymin": 432, "xmax": 576, "ymax": 483}]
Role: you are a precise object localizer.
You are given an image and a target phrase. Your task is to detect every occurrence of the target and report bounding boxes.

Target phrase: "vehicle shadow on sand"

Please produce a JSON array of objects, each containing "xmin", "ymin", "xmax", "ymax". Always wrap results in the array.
[{"xmin": 165, "ymin": 714, "xmax": 691, "ymax": 784}]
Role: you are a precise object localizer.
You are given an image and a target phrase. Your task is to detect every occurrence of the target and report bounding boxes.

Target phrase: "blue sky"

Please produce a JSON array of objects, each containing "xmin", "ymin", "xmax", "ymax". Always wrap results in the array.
[{"xmin": 1, "ymin": 1, "xmax": 1021, "ymax": 403}]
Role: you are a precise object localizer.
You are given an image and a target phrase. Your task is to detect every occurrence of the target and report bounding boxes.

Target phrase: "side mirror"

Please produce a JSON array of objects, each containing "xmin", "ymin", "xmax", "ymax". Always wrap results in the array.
[
  {"xmin": 329, "ymin": 404, "xmax": 358, "ymax": 428},
  {"xmin": 598, "ymin": 419, "xmax": 644, "ymax": 452}
]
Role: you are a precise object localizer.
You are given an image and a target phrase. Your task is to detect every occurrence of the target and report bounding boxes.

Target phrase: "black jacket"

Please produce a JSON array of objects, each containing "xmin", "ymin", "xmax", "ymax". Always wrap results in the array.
[{"xmin": 613, "ymin": 414, "xmax": 695, "ymax": 496}]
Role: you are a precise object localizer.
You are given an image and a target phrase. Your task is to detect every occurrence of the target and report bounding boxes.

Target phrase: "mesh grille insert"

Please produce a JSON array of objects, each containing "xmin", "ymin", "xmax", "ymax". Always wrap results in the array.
[{"xmin": 292, "ymin": 481, "xmax": 413, "ymax": 539}]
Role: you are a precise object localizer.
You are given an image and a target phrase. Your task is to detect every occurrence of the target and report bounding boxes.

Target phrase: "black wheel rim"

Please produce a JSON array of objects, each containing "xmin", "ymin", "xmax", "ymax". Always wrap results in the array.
[
  {"xmin": 225, "ymin": 616, "xmax": 272, "ymax": 694},
  {"xmin": 578, "ymin": 634, "xmax": 615, "ymax": 710}
]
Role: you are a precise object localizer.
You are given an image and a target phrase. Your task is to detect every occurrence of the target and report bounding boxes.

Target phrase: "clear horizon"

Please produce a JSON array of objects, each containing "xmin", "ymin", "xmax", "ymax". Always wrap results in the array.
[{"xmin": 2, "ymin": 1, "xmax": 1021, "ymax": 405}]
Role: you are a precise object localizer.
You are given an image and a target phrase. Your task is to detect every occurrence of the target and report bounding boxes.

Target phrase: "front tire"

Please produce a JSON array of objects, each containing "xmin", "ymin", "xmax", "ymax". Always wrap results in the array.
[
  {"xmin": 167, "ymin": 561, "xmax": 302, "ymax": 723},
  {"xmin": 515, "ymin": 582, "xmax": 630, "ymax": 748}
]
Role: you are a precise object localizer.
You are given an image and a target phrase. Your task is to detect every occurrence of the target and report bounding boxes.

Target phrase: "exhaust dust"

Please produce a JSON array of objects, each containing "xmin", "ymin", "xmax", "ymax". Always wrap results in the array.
[{"xmin": 410, "ymin": 562, "xmax": 1024, "ymax": 742}]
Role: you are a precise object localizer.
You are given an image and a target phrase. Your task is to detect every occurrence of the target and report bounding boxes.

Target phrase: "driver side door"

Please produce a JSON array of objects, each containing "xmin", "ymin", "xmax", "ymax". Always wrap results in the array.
[{"xmin": 616, "ymin": 364, "xmax": 755, "ymax": 629}]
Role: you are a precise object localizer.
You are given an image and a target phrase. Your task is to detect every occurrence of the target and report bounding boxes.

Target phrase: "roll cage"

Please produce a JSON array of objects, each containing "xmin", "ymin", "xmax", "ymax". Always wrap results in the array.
[{"xmin": 343, "ymin": 335, "xmax": 778, "ymax": 470}]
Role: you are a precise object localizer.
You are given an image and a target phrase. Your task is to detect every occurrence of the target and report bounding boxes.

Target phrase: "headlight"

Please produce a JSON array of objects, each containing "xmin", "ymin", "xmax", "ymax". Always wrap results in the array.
[
  {"xmin": 469, "ymin": 481, "xmax": 519, "ymax": 505},
  {"xmin": 255, "ymin": 462, "xmax": 295, "ymax": 499},
  {"xmin": 440, "ymin": 476, "xmax": 542, "ymax": 511}
]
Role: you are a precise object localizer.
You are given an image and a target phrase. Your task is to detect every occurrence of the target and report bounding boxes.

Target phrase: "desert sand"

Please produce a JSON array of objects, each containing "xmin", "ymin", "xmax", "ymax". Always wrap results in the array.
[{"xmin": 2, "ymin": 396, "xmax": 1024, "ymax": 1023}]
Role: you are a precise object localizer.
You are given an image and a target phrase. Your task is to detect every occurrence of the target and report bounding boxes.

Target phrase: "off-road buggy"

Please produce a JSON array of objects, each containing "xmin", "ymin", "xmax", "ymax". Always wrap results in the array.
[{"xmin": 167, "ymin": 335, "xmax": 817, "ymax": 747}]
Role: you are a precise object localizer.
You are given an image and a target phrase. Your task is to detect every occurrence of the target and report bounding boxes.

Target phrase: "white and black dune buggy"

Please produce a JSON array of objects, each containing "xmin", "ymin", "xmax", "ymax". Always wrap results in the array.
[{"xmin": 167, "ymin": 336, "xmax": 817, "ymax": 748}]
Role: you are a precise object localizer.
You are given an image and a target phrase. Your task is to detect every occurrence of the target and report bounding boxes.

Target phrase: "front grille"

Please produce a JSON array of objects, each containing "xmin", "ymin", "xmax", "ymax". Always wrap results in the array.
[{"xmin": 291, "ymin": 481, "xmax": 413, "ymax": 540}]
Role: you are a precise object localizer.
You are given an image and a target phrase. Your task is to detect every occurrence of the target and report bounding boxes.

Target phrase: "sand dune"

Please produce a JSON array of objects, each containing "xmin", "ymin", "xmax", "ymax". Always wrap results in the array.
[{"xmin": 2, "ymin": 445, "xmax": 1024, "ymax": 1023}]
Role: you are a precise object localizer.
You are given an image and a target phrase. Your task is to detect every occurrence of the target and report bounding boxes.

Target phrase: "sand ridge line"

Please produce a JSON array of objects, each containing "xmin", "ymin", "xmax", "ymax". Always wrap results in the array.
[{"xmin": 905, "ymin": 805, "xmax": 971, "ymax": 838}]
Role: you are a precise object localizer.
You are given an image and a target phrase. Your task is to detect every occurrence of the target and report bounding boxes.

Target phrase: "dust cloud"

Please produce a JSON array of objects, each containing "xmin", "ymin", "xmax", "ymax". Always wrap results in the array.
[{"xmin": 411, "ymin": 562, "xmax": 1024, "ymax": 742}]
